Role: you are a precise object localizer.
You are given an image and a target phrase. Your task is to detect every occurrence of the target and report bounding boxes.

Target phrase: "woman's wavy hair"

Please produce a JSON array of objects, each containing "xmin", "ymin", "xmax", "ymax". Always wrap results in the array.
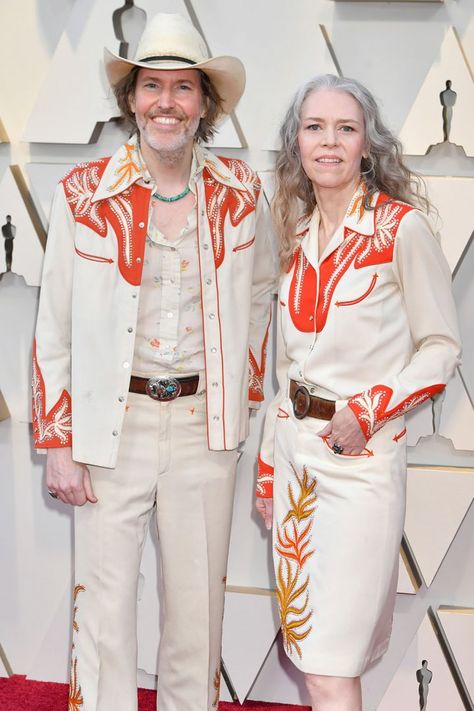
[
  {"xmin": 273, "ymin": 74, "xmax": 430, "ymax": 269},
  {"xmin": 113, "ymin": 66, "xmax": 223, "ymax": 144}
]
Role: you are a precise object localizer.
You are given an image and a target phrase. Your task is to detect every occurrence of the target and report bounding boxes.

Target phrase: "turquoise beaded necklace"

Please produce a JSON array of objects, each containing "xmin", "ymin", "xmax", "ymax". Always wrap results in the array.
[{"xmin": 153, "ymin": 186, "xmax": 191, "ymax": 203}]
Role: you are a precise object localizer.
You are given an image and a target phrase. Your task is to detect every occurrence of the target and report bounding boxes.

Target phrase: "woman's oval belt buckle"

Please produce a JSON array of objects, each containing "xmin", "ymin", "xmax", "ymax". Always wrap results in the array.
[{"xmin": 293, "ymin": 385, "xmax": 311, "ymax": 419}]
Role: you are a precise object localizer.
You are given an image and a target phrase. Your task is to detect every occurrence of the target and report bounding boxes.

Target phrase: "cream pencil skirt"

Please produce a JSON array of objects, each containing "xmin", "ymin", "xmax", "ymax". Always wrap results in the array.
[{"xmin": 272, "ymin": 395, "xmax": 407, "ymax": 677}]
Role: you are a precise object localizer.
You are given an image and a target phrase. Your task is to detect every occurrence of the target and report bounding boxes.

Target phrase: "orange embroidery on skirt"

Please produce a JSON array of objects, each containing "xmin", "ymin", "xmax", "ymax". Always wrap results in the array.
[{"xmin": 275, "ymin": 464, "xmax": 316, "ymax": 658}]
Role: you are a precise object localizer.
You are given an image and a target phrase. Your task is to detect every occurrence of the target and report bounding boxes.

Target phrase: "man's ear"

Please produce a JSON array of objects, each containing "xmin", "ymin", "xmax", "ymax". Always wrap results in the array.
[
  {"xmin": 200, "ymin": 96, "xmax": 209, "ymax": 119},
  {"xmin": 129, "ymin": 92, "xmax": 136, "ymax": 114}
]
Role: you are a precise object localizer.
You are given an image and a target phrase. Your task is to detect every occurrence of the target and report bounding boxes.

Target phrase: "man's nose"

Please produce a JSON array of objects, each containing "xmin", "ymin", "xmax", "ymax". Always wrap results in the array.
[{"xmin": 157, "ymin": 87, "xmax": 175, "ymax": 109}]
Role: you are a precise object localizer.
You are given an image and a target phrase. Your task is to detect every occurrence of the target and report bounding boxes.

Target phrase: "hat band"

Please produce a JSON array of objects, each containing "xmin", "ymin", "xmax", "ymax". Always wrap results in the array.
[{"xmin": 138, "ymin": 55, "xmax": 197, "ymax": 65}]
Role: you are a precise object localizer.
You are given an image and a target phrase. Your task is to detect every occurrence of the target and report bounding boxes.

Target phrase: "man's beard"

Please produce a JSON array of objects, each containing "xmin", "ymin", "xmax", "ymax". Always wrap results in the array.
[{"xmin": 137, "ymin": 110, "xmax": 201, "ymax": 165}]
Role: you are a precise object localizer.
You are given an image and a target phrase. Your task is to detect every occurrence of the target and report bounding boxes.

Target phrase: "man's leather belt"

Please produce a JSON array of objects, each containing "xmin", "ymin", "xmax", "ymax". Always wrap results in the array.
[
  {"xmin": 129, "ymin": 375, "xmax": 199, "ymax": 401},
  {"xmin": 289, "ymin": 380, "xmax": 336, "ymax": 421}
]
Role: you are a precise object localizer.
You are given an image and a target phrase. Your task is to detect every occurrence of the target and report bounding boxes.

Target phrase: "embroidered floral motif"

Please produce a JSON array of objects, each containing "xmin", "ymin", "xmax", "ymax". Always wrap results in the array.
[
  {"xmin": 249, "ymin": 313, "xmax": 271, "ymax": 402},
  {"xmin": 69, "ymin": 584, "xmax": 86, "ymax": 710},
  {"xmin": 288, "ymin": 248, "xmax": 317, "ymax": 333},
  {"xmin": 65, "ymin": 164, "xmax": 108, "ymax": 235},
  {"xmin": 63, "ymin": 159, "xmax": 148, "ymax": 286},
  {"xmin": 348, "ymin": 383, "xmax": 445, "ymax": 440},
  {"xmin": 203, "ymin": 159, "xmax": 259, "ymax": 269},
  {"xmin": 256, "ymin": 455, "xmax": 274, "ymax": 498},
  {"xmin": 108, "ymin": 143, "xmax": 140, "ymax": 192},
  {"xmin": 275, "ymin": 464, "xmax": 316, "ymax": 658},
  {"xmin": 32, "ymin": 340, "xmax": 72, "ymax": 448}
]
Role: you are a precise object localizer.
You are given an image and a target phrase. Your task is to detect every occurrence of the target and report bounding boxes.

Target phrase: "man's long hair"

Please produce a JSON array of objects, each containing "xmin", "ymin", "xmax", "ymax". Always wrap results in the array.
[{"xmin": 113, "ymin": 66, "xmax": 223, "ymax": 144}]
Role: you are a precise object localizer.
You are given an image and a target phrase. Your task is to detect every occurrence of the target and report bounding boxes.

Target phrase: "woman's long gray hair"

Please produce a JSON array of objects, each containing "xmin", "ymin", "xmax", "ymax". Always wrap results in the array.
[{"xmin": 273, "ymin": 74, "xmax": 430, "ymax": 269}]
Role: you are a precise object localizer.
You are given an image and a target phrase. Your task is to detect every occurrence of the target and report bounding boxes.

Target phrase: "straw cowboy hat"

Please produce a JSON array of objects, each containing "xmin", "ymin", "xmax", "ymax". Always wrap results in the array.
[{"xmin": 104, "ymin": 13, "xmax": 245, "ymax": 116}]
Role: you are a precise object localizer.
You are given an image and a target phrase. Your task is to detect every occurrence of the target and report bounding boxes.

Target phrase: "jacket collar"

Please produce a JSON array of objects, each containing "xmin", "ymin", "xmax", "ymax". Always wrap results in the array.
[
  {"xmin": 343, "ymin": 180, "xmax": 378, "ymax": 237},
  {"xmin": 300, "ymin": 181, "xmax": 379, "ymax": 267},
  {"xmin": 91, "ymin": 135, "xmax": 247, "ymax": 203}
]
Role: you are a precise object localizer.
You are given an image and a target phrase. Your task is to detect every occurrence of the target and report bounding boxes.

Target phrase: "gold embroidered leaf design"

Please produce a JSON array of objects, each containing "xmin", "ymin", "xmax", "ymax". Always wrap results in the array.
[
  {"xmin": 72, "ymin": 584, "xmax": 86, "ymax": 633},
  {"xmin": 282, "ymin": 464, "xmax": 316, "ymax": 525},
  {"xmin": 68, "ymin": 657, "xmax": 83, "ymax": 710},
  {"xmin": 275, "ymin": 463, "xmax": 316, "ymax": 659},
  {"xmin": 109, "ymin": 143, "xmax": 140, "ymax": 192},
  {"xmin": 276, "ymin": 519, "xmax": 314, "ymax": 568},
  {"xmin": 69, "ymin": 584, "xmax": 86, "ymax": 709},
  {"xmin": 276, "ymin": 557, "xmax": 312, "ymax": 658}
]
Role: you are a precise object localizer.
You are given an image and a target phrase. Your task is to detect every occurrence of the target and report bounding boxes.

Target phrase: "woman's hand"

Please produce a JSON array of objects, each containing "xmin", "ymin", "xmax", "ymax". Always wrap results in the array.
[
  {"xmin": 256, "ymin": 497, "xmax": 273, "ymax": 530},
  {"xmin": 317, "ymin": 405, "xmax": 367, "ymax": 455}
]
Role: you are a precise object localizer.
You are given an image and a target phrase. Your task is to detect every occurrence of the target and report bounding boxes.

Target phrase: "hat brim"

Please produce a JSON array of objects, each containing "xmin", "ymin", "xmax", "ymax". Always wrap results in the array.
[{"xmin": 104, "ymin": 48, "xmax": 246, "ymax": 117}]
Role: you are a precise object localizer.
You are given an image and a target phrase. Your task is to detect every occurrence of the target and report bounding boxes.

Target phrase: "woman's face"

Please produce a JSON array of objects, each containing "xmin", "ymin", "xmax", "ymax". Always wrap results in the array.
[{"xmin": 297, "ymin": 88, "xmax": 367, "ymax": 194}]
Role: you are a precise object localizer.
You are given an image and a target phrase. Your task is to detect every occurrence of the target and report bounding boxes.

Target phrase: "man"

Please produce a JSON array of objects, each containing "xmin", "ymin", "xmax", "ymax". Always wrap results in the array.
[{"xmin": 33, "ymin": 13, "xmax": 275, "ymax": 711}]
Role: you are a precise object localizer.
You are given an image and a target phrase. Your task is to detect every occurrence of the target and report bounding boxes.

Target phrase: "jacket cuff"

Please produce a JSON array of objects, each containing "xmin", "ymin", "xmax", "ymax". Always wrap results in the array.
[
  {"xmin": 347, "ymin": 396, "xmax": 371, "ymax": 441},
  {"xmin": 32, "ymin": 341, "xmax": 73, "ymax": 448},
  {"xmin": 256, "ymin": 455, "xmax": 274, "ymax": 498}
]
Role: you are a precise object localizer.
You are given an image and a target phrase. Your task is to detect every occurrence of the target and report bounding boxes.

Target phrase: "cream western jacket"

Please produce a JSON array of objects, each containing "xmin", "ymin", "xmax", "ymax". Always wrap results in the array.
[
  {"xmin": 33, "ymin": 138, "xmax": 276, "ymax": 467},
  {"xmin": 257, "ymin": 186, "xmax": 461, "ymax": 497}
]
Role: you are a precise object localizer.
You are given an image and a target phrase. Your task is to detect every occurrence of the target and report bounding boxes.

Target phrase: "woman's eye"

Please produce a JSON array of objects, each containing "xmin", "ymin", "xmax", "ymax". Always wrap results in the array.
[
  {"xmin": 340, "ymin": 125, "xmax": 354, "ymax": 132},
  {"xmin": 307, "ymin": 124, "xmax": 321, "ymax": 131}
]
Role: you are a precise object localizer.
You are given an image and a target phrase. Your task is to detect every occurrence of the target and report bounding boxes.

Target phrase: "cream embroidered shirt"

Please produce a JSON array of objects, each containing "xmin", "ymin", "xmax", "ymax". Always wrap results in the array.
[{"xmin": 132, "ymin": 150, "xmax": 205, "ymax": 377}]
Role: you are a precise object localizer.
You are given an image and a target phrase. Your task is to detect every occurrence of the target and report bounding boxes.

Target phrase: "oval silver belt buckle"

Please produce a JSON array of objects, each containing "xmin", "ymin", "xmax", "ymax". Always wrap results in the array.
[
  {"xmin": 293, "ymin": 385, "xmax": 311, "ymax": 419},
  {"xmin": 145, "ymin": 377, "xmax": 182, "ymax": 401}
]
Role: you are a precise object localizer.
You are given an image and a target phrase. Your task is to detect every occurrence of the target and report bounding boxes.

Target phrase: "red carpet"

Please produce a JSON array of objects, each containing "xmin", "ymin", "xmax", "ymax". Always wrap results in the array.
[{"xmin": 0, "ymin": 676, "xmax": 310, "ymax": 710}]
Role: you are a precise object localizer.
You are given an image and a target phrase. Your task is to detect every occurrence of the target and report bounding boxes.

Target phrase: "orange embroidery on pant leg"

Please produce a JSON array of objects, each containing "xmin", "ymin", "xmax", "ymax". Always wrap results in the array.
[
  {"xmin": 69, "ymin": 584, "xmax": 86, "ymax": 710},
  {"xmin": 212, "ymin": 666, "xmax": 220, "ymax": 707},
  {"xmin": 275, "ymin": 464, "xmax": 316, "ymax": 659}
]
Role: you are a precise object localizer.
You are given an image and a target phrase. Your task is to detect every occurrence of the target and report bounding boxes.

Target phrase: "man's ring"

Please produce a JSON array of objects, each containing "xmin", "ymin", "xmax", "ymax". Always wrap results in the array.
[
  {"xmin": 332, "ymin": 442, "xmax": 344, "ymax": 455},
  {"xmin": 48, "ymin": 490, "xmax": 58, "ymax": 499}
]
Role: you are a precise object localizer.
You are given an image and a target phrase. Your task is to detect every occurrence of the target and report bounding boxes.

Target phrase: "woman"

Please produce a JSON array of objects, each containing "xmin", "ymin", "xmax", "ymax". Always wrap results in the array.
[{"xmin": 256, "ymin": 74, "xmax": 461, "ymax": 711}]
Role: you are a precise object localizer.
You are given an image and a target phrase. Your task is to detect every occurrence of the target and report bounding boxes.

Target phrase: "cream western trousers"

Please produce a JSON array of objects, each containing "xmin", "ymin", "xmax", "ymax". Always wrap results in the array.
[{"xmin": 71, "ymin": 386, "xmax": 237, "ymax": 711}]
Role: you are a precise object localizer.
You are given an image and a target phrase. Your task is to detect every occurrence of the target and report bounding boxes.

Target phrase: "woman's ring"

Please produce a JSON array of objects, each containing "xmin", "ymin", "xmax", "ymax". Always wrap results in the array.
[
  {"xmin": 332, "ymin": 443, "xmax": 344, "ymax": 455},
  {"xmin": 48, "ymin": 490, "xmax": 58, "ymax": 499}
]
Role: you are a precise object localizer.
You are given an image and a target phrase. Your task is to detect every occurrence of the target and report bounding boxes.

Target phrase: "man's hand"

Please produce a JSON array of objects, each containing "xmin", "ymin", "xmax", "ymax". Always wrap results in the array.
[
  {"xmin": 317, "ymin": 405, "xmax": 367, "ymax": 455},
  {"xmin": 46, "ymin": 447, "xmax": 97, "ymax": 506},
  {"xmin": 256, "ymin": 497, "xmax": 273, "ymax": 530}
]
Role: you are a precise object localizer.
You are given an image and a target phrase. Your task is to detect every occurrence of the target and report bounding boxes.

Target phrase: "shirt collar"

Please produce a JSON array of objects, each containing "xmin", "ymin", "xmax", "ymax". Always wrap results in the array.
[
  {"xmin": 343, "ymin": 180, "xmax": 378, "ymax": 236},
  {"xmin": 299, "ymin": 181, "xmax": 379, "ymax": 266},
  {"xmin": 92, "ymin": 135, "xmax": 248, "ymax": 203}
]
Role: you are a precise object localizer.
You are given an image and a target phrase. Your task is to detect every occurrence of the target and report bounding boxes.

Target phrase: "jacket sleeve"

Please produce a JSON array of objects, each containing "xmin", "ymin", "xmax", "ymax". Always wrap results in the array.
[
  {"xmin": 256, "ymin": 294, "xmax": 291, "ymax": 498},
  {"xmin": 347, "ymin": 209, "xmax": 461, "ymax": 440},
  {"xmin": 32, "ymin": 181, "xmax": 74, "ymax": 448},
  {"xmin": 248, "ymin": 182, "xmax": 279, "ymax": 406}
]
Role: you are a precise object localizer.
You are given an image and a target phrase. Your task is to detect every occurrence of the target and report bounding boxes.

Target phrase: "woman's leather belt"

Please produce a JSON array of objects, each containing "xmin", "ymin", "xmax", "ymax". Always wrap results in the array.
[
  {"xmin": 289, "ymin": 380, "xmax": 336, "ymax": 421},
  {"xmin": 129, "ymin": 375, "xmax": 199, "ymax": 401}
]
